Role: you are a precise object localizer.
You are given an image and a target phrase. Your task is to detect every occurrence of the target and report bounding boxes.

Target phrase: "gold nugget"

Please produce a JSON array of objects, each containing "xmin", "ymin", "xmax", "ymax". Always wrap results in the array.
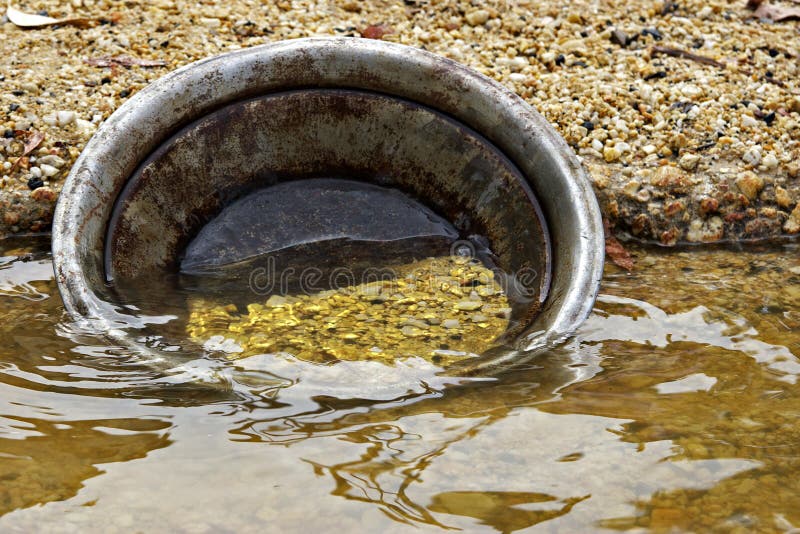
[{"xmin": 186, "ymin": 256, "xmax": 511, "ymax": 365}]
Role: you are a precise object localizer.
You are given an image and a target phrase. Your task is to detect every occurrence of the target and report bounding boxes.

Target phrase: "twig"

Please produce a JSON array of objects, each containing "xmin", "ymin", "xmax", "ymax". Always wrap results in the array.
[
  {"xmin": 85, "ymin": 56, "xmax": 167, "ymax": 68},
  {"xmin": 651, "ymin": 45, "xmax": 726, "ymax": 68}
]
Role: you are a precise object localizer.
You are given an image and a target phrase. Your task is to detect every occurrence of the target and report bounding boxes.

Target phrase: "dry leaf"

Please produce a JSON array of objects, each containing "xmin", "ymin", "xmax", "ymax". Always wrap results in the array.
[
  {"xmin": 85, "ymin": 55, "xmax": 167, "ymax": 68},
  {"xmin": 9, "ymin": 130, "xmax": 44, "ymax": 174},
  {"xmin": 604, "ymin": 219, "xmax": 635, "ymax": 272},
  {"xmin": 360, "ymin": 24, "xmax": 393, "ymax": 40},
  {"xmin": 746, "ymin": 0, "xmax": 800, "ymax": 21},
  {"xmin": 5, "ymin": 2, "xmax": 93, "ymax": 28}
]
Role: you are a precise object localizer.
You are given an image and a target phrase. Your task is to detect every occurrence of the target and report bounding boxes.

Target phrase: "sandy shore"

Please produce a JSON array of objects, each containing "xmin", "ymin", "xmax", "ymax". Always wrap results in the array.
[{"xmin": 1, "ymin": 0, "xmax": 798, "ymax": 243}]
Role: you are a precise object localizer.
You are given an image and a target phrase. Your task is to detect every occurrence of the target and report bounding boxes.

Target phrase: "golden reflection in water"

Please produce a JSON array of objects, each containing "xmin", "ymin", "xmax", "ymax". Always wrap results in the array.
[
  {"xmin": 0, "ymin": 237, "xmax": 799, "ymax": 532},
  {"xmin": 428, "ymin": 492, "xmax": 589, "ymax": 532},
  {"xmin": 0, "ymin": 417, "xmax": 171, "ymax": 516}
]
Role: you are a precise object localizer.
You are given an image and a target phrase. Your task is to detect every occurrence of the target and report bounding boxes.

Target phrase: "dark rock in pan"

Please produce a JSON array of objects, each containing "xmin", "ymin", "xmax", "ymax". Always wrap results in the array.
[
  {"xmin": 180, "ymin": 178, "xmax": 460, "ymax": 276},
  {"xmin": 177, "ymin": 236, "xmax": 459, "ymax": 299}
]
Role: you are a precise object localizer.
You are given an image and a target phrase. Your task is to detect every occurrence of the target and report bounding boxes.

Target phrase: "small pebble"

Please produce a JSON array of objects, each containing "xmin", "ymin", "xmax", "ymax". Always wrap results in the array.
[
  {"xmin": 39, "ymin": 164, "xmax": 59, "ymax": 178},
  {"xmin": 742, "ymin": 147, "xmax": 762, "ymax": 166},
  {"xmin": 266, "ymin": 295, "xmax": 288, "ymax": 307},
  {"xmin": 610, "ymin": 29, "xmax": 630, "ymax": 47},
  {"xmin": 56, "ymin": 110, "xmax": 76, "ymax": 127},
  {"xmin": 604, "ymin": 146, "xmax": 622, "ymax": 163},
  {"xmin": 27, "ymin": 177, "xmax": 44, "ymax": 190},
  {"xmin": 641, "ymin": 27, "xmax": 662, "ymax": 40},
  {"xmin": 762, "ymin": 153, "xmax": 778, "ymax": 170},
  {"xmin": 464, "ymin": 9, "xmax": 490, "ymax": 26},
  {"xmin": 679, "ymin": 153, "xmax": 701, "ymax": 171},
  {"xmin": 455, "ymin": 301, "xmax": 483, "ymax": 311},
  {"xmin": 742, "ymin": 115, "xmax": 759, "ymax": 128},
  {"xmin": 199, "ymin": 17, "xmax": 222, "ymax": 28},
  {"xmin": 37, "ymin": 155, "xmax": 66, "ymax": 168},
  {"xmin": 736, "ymin": 171, "xmax": 764, "ymax": 200}
]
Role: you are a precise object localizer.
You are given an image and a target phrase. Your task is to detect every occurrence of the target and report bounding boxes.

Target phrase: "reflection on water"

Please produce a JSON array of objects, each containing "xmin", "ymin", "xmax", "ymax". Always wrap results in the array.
[
  {"xmin": 0, "ymin": 236, "xmax": 799, "ymax": 532},
  {"xmin": 0, "ymin": 416, "xmax": 171, "ymax": 515}
]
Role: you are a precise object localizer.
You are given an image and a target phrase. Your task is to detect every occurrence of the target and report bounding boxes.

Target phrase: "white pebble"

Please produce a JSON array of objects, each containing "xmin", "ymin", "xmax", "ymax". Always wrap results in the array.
[
  {"xmin": 40, "ymin": 164, "xmax": 59, "ymax": 177},
  {"xmin": 200, "ymin": 17, "xmax": 221, "ymax": 28},
  {"xmin": 507, "ymin": 56, "xmax": 528, "ymax": 71},
  {"xmin": 37, "ymin": 155, "xmax": 66, "ymax": 168},
  {"xmin": 30, "ymin": 166, "xmax": 42, "ymax": 178},
  {"xmin": 75, "ymin": 118, "xmax": 96, "ymax": 135},
  {"xmin": 442, "ymin": 319, "xmax": 460, "ymax": 329},
  {"xmin": 56, "ymin": 110, "xmax": 76, "ymax": 127},
  {"xmin": 762, "ymin": 152, "xmax": 779, "ymax": 170},
  {"xmin": 741, "ymin": 115, "xmax": 759, "ymax": 128},
  {"xmin": 698, "ymin": 6, "xmax": 713, "ymax": 18},
  {"xmin": 742, "ymin": 146, "xmax": 762, "ymax": 166},
  {"xmin": 680, "ymin": 84, "xmax": 702, "ymax": 98}
]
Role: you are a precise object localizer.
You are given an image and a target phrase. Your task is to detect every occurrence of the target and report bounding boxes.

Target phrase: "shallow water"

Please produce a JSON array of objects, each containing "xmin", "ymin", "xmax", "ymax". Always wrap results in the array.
[{"xmin": 1, "ymin": 236, "xmax": 799, "ymax": 532}]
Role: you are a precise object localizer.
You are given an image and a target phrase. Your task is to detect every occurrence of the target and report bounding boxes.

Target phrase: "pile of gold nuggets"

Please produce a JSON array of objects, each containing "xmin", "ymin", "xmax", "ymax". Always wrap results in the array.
[{"xmin": 186, "ymin": 256, "xmax": 512, "ymax": 365}]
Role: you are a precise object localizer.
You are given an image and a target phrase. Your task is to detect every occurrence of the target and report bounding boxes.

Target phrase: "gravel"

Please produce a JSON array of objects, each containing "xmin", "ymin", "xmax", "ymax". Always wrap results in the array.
[{"xmin": 1, "ymin": 0, "xmax": 798, "ymax": 243}]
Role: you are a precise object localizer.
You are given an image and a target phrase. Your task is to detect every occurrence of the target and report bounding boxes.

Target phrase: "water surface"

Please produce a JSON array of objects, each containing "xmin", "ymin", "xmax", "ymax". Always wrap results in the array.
[{"xmin": 1, "ymin": 236, "xmax": 798, "ymax": 532}]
